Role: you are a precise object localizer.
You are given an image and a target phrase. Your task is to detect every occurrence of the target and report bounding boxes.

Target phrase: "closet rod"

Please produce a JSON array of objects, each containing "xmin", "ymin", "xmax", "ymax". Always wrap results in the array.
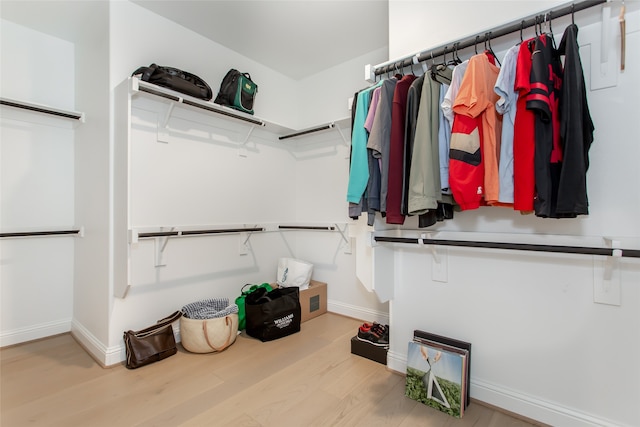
[
  {"xmin": 374, "ymin": 236, "xmax": 640, "ymax": 258},
  {"xmin": 278, "ymin": 124, "xmax": 334, "ymax": 140},
  {"xmin": 374, "ymin": 0, "xmax": 606, "ymax": 76},
  {"xmin": 137, "ymin": 227, "xmax": 265, "ymax": 238},
  {"xmin": 278, "ymin": 225, "xmax": 336, "ymax": 231},
  {"xmin": 0, "ymin": 229, "xmax": 81, "ymax": 238},
  {"xmin": 136, "ymin": 84, "xmax": 265, "ymax": 127},
  {"xmin": 0, "ymin": 98, "xmax": 84, "ymax": 121}
]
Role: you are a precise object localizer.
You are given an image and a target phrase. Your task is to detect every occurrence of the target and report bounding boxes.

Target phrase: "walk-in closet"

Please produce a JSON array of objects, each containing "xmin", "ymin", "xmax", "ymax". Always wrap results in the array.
[{"xmin": 1, "ymin": 1, "xmax": 638, "ymax": 426}]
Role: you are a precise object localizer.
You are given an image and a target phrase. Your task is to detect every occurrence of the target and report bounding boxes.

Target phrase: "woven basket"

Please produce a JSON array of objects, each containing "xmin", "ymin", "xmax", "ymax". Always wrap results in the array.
[{"xmin": 180, "ymin": 314, "xmax": 238, "ymax": 354}]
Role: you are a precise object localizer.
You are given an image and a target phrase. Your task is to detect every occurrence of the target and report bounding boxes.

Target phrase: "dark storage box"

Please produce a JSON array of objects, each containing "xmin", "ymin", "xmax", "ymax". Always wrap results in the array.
[{"xmin": 350, "ymin": 336, "xmax": 387, "ymax": 365}]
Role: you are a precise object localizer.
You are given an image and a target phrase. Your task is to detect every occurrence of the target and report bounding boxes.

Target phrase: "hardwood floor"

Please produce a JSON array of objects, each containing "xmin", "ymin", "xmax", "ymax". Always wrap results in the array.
[{"xmin": 1, "ymin": 314, "xmax": 545, "ymax": 426}]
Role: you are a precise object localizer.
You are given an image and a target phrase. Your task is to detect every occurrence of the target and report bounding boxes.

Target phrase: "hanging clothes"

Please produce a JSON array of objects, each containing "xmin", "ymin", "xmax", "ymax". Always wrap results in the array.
[
  {"xmin": 347, "ymin": 82, "xmax": 382, "ymax": 206},
  {"xmin": 450, "ymin": 53, "xmax": 502, "ymax": 209},
  {"xmin": 364, "ymin": 86, "xmax": 383, "ymax": 225},
  {"xmin": 347, "ymin": 88, "xmax": 373, "ymax": 204},
  {"xmin": 407, "ymin": 70, "xmax": 450, "ymax": 221},
  {"xmin": 368, "ymin": 77, "xmax": 399, "ymax": 216},
  {"xmin": 494, "ymin": 44, "xmax": 520, "ymax": 205},
  {"xmin": 438, "ymin": 81, "xmax": 452, "ymax": 199},
  {"xmin": 442, "ymin": 60, "xmax": 469, "ymax": 129},
  {"xmin": 555, "ymin": 23, "xmax": 594, "ymax": 216},
  {"xmin": 386, "ymin": 74, "xmax": 417, "ymax": 224},
  {"xmin": 402, "ymin": 74, "xmax": 425, "ymax": 216},
  {"xmin": 513, "ymin": 37, "xmax": 537, "ymax": 213},
  {"xmin": 527, "ymin": 33, "xmax": 565, "ymax": 218}
]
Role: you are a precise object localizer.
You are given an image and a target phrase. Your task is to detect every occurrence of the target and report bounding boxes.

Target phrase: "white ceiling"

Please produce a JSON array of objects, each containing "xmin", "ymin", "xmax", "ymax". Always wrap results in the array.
[
  {"xmin": 0, "ymin": 1, "xmax": 388, "ymax": 81},
  {"xmin": 131, "ymin": 1, "xmax": 389, "ymax": 80}
]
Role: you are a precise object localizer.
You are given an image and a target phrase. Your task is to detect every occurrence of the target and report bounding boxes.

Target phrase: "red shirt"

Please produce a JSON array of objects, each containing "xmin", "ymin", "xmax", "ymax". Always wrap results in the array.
[
  {"xmin": 386, "ymin": 74, "xmax": 417, "ymax": 224},
  {"xmin": 513, "ymin": 38, "xmax": 536, "ymax": 212}
]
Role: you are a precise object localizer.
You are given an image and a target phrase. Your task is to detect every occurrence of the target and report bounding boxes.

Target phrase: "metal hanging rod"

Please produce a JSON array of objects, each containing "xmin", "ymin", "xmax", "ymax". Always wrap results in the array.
[
  {"xmin": 278, "ymin": 123, "xmax": 335, "ymax": 140},
  {"xmin": 374, "ymin": 236, "xmax": 640, "ymax": 258},
  {"xmin": 373, "ymin": 0, "xmax": 606, "ymax": 76},
  {"xmin": 0, "ymin": 229, "xmax": 81, "ymax": 238},
  {"xmin": 0, "ymin": 98, "xmax": 84, "ymax": 121},
  {"xmin": 134, "ymin": 80, "xmax": 265, "ymax": 127},
  {"xmin": 137, "ymin": 227, "xmax": 265, "ymax": 239},
  {"xmin": 278, "ymin": 225, "xmax": 336, "ymax": 231}
]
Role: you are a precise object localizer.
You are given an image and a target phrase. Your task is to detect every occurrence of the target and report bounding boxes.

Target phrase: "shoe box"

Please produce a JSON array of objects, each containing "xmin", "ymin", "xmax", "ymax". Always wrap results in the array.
[{"xmin": 351, "ymin": 336, "xmax": 388, "ymax": 365}]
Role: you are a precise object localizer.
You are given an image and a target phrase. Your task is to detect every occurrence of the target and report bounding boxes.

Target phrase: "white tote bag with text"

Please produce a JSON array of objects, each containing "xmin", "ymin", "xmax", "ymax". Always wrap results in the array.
[{"xmin": 276, "ymin": 258, "xmax": 313, "ymax": 290}]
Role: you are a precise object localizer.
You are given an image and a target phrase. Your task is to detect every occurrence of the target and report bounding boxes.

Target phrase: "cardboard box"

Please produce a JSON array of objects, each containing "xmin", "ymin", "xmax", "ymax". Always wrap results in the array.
[
  {"xmin": 300, "ymin": 280, "xmax": 327, "ymax": 323},
  {"xmin": 272, "ymin": 280, "xmax": 327, "ymax": 323},
  {"xmin": 351, "ymin": 336, "xmax": 387, "ymax": 365}
]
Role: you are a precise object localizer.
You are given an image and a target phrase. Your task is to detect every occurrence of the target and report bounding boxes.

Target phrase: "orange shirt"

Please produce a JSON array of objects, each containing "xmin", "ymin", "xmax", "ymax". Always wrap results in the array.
[{"xmin": 453, "ymin": 53, "xmax": 505, "ymax": 206}]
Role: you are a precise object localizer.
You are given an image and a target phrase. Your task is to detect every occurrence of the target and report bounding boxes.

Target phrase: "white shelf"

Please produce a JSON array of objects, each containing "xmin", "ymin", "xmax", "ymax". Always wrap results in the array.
[{"xmin": 128, "ymin": 77, "xmax": 350, "ymax": 141}]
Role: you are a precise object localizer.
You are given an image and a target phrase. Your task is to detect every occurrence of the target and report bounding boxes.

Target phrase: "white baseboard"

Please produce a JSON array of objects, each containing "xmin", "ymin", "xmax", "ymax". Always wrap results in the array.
[
  {"xmin": 70, "ymin": 319, "xmax": 123, "ymax": 367},
  {"xmin": 0, "ymin": 319, "xmax": 71, "ymax": 347},
  {"xmin": 327, "ymin": 299, "xmax": 389, "ymax": 325},
  {"xmin": 387, "ymin": 351, "xmax": 626, "ymax": 427}
]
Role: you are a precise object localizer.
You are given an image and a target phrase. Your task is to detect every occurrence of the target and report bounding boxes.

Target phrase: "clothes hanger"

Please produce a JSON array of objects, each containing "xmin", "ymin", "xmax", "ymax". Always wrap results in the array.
[
  {"xmin": 520, "ymin": 20, "xmax": 525, "ymax": 44},
  {"xmin": 449, "ymin": 42, "xmax": 462, "ymax": 66},
  {"xmin": 439, "ymin": 46, "xmax": 448, "ymax": 69},
  {"xmin": 432, "ymin": 46, "xmax": 452, "ymax": 84},
  {"xmin": 474, "ymin": 35, "xmax": 480, "ymax": 55},
  {"xmin": 430, "ymin": 51, "xmax": 435, "ymax": 80},
  {"xmin": 547, "ymin": 11, "xmax": 557, "ymax": 48},
  {"xmin": 485, "ymin": 32, "xmax": 501, "ymax": 66}
]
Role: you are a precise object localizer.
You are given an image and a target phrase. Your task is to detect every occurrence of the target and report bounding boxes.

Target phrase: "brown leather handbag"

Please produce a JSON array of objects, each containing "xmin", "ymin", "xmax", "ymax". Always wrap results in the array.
[{"xmin": 123, "ymin": 311, "xmax": 182, "ymax": 369}]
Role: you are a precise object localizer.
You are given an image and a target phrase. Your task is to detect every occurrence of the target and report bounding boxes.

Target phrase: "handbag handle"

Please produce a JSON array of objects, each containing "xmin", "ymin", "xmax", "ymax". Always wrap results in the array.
[
  {"xmin": 241, "ymin": 282, "xmax": 271, "ymax": 295},
  {"xmin": 129, "ymin": 310, "xmax": 182, "ymax": 338},
  {"xmin": 202, "ymin": 316, "xmax": 235, "ymax": 352},
  {"xmin": 241, "ymin": 283, "xmax": 257, "ymax": 294}
]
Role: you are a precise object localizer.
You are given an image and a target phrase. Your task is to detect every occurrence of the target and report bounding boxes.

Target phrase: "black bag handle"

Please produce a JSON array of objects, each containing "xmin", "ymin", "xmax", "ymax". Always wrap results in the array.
[{"xmin": 131, "ymin": 64, "xmax": 159, "ymax": 82}]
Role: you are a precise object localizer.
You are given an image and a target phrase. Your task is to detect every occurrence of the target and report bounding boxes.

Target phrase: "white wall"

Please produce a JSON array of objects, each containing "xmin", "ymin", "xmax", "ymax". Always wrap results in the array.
[
  {"xmin": 108, "ymin": 1, "xmax": 299, "ymax": 130},
  {"xmin": 296, "ymin": 46, "xmax": 389, "ymax": 129},
  {"xmin": 103, "ymin": 0, "xmax": 389, "ymax": 359},
  {"xmin": 0, "ymin": 19, "xmax": 75, "ymax": 346},
  {"xmin": 0, "ymin": 0, "xmax": 389, "ymax": 363},
  {"xmin": 389, "ymin": 0, "xmax": 567, "ymax": 60},
  {"xmin": 69, "ymin": 1, "xmax": 112, "ymax": 359},
  {"xmin": 384, "ymin": 2, "xmax": 640, "ymax": 426}
]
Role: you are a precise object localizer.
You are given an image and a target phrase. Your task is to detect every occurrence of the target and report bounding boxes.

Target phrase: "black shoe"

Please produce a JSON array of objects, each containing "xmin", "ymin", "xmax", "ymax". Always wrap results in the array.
[{"xmin": 357, "ymin": 323, "xmax": 389, "ymax": 347}]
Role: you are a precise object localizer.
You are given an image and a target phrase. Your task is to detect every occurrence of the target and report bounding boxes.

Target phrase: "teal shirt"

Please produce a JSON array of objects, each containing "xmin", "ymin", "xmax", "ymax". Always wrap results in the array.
[{"xmin": 347, "ymin": 82, "xmax": 382, "ymax": 203}]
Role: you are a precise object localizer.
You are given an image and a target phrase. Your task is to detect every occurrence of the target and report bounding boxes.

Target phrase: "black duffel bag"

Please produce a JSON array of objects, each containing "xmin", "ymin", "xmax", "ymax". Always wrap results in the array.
[
  {"xmin": 245, "ymin": 286, "xmax": 301, "ymax": 342},
  {"xmin": 132, "ymin": 64, "xmax": 213, "ymax": 101}
]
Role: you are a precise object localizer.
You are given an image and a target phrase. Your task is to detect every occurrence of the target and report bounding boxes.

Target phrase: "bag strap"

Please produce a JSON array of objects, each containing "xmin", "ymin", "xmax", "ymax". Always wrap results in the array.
[
  {"xmin": 241, "ymin": 283, "xmax": 257, "ymax": 294},
  {"xmin": 202, "ymin": 316, "xmax": 234, "ymax": 352},
  {"xmin": 131, "ymin": 64, "xmax": 159, "ymax": 82},
  {"xmin": 129, "ymin": 310, "xmax": 182, "ymax": 338}
]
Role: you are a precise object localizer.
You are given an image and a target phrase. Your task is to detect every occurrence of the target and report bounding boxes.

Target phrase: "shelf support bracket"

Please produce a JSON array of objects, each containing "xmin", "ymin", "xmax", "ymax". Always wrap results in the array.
[
  {"xmin": 335, "ymin": 223, "xmax": 351, "ymax": 253},
  {"xmin": 157, "ymin": 102, "xmax": 175, "ymax": 143},
  {"xmin": 238, "ymin": 226, "xmax": 258, "ymax": 255},
  {"xmin": 154, "ymin": 227, "xmax": 177, "ymax": 267},
  {"xmin": 334, "ymin": 124, "xmax": 349, "ymax": 146},
  {"xmin": 238, "ymin": 125, "xmax": 256, "ymax": 157}
]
